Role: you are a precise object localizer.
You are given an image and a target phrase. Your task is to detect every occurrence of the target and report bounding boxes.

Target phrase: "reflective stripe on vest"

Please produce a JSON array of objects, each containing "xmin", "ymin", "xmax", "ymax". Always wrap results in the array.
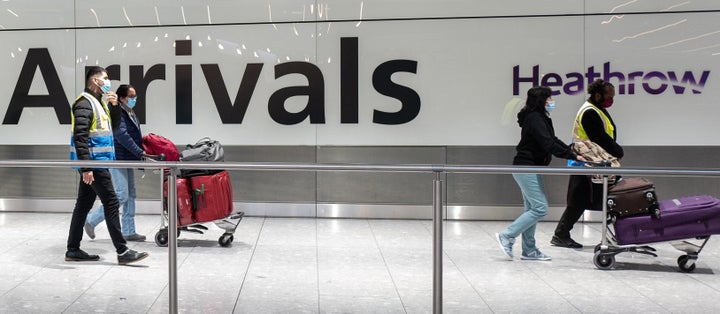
[
  {"xmin": 70, "ymin": 92, "xmax": 115, "ymax": 161},
  {"xmin": 572, "ymin": 101, "xmax": 615, "ymax": 142}
]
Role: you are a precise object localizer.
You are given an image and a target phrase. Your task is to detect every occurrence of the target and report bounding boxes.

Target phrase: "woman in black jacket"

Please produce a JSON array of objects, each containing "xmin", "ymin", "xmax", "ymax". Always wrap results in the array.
[{"xmin": 496, "ymin": 86, "xmax": 583, "ymax": 261}]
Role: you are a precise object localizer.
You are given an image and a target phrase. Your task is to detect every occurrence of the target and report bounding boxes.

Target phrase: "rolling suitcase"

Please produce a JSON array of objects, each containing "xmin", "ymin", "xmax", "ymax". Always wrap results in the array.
[
  {"xmin": 607, "ymin": 177, "xmax": 659, "ymax": 218},
  {"xmin": 163, "ymin": 177, "xmax": 195, "ymax": 226},
  {"xmin": 189, "ymin": 170, "xmax": 234, "ymax": 223},
  {"xmin": 613, "ymin": 195, "xmax": 720, "ymax": 245}
]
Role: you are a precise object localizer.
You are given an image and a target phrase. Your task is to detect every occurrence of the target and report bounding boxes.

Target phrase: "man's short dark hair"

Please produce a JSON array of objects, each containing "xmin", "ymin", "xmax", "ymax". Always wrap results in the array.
[{"xmin": 85, "ymin": 66, "xmax": 106, "ymax": 85}]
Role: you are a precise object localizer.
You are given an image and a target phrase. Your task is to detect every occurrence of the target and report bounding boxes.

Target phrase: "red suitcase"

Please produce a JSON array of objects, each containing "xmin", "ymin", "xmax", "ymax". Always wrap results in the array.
[
  {"xmin": 163, "ymin": 177, "xmax": 195, "ymax": 226},
  {"xmin": 189, "ymin": 170, "xmax": 234, "ymax": 223}
]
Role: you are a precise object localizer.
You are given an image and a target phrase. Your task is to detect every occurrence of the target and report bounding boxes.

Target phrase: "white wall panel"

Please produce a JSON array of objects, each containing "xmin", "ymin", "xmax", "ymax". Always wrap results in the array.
[
  {"xmin": 0, "ymin": 1, "xmax": 719, "ymax": 146},
  {"xmin": 318, "ymin": 0, "xmax": 582, "ymax": 20},
  {"xmin": 74, "ymin": 0, "xmax": 315, "ymax": 27},
  {"xmin": 0, "ymin": 1, "xmax": 74, "ymax": 29}
]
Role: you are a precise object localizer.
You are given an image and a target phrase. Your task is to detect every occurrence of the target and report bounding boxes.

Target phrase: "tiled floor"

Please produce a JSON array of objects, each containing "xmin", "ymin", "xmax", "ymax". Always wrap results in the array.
[{"xmin": 1, "ymin": 212, "xmax": 719, "ymax": 313}]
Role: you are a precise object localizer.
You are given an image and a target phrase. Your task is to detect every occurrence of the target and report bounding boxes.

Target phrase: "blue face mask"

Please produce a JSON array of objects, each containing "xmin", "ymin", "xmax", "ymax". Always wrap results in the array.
[
  {"xmin": 127, "ymin": 97, "xmax": 137, "ymax": 108},
  {"xmin": 99, "ymin": 79, "xmax": 111, "ymax": 94},
  {"xmin": 546, "ymin": 100, "xmax": 556, "ymax": 113}
]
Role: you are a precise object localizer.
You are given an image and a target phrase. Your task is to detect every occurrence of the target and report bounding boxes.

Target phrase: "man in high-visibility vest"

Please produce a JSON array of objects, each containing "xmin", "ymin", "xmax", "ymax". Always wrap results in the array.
[
  {"xmin": 66, "ymin": 66, "xmax": 149, "ymax": 265},
  {"xmin": 551, "ymin": 79, "xmax": 624, "ymax": 249}
]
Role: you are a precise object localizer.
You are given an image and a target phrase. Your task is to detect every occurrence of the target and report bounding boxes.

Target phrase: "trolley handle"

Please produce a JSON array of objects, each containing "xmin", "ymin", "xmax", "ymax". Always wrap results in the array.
[
  {"xmin": 142, "ymin": 152, "xmax": 166, "ymax": 161},
  {"xmin": 583, "ymin": 160, "xmax": 613, "ymax": 167}
]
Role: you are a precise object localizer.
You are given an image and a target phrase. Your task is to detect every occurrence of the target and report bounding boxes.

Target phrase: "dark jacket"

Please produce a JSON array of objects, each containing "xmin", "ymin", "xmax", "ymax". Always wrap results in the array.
[
  {"xmin": 111, "ymin": 104, "xmax": 143, "ymax": 160},
  {"xmin": 580, "ymin": 103, "xmax": 623, "ymax": 158},
  {"xmin": 513, "ymin": 110, "xmax": 577, "ymax": 166},
  {"xmin": 72, "ymin": 88, "xmax": 120, "ymax": 171}
]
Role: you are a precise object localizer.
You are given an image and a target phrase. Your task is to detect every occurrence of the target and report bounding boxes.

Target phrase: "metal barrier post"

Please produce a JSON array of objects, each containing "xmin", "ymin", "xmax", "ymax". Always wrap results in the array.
[
  {"xmin": 432, "ymin": 171, "xmax": 443, "ymax": 314},
  {"xmin": 167, "ymin": 167, "xmax": 179, "ymax": 314}
]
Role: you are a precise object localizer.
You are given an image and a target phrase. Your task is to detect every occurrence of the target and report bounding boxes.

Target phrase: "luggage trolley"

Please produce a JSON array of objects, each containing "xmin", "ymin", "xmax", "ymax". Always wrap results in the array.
[
  {"xmin": 593, "ymin": 171, "xmax": 713, "ymax": 273},
  {"xmin": 143, "ymin": 153, "xmax": 244, "ymax": 247}
]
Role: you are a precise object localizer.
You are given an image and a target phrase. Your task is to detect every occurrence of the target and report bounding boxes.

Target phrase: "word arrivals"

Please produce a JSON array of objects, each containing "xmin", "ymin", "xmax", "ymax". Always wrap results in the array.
[{"xmin": 2, "ymin": 37, "xmax": 420, "ymax": 126}]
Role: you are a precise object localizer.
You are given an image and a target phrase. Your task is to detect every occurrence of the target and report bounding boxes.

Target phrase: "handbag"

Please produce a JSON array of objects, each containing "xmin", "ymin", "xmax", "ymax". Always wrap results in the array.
[
  {"xmin": 180, "ymin": 137, "xmax": 224, "ymax": 162},
  {"xmin": 570, "ymin": 140, "xmax": 620, "ymax": 184}
]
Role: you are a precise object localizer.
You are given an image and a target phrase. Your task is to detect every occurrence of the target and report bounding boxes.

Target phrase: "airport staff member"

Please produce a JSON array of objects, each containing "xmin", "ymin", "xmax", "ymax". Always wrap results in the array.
[
  {"xmin": 66, "ymin": 66, "xmax": 148, "ymax": 265},
  {"xmin": 551, "ymin": 79, "xmax": 624, "ymax": 248}
]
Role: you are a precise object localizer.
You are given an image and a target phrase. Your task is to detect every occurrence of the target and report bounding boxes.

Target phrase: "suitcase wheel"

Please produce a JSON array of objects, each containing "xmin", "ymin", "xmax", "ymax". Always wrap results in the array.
[
  {"xmin": 606, "ymin": 199, "xmax": 615, "ymax": 209},
  {"xmin": 645, "ymin": 192, "xmax": 655, "ymax": 202}
]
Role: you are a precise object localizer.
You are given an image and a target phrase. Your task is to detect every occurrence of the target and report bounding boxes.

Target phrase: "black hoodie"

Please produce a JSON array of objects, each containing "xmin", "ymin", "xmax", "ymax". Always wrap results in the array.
[{"xmin": 513, "ymin": 110, "xmax": 576, "ymax": 166}]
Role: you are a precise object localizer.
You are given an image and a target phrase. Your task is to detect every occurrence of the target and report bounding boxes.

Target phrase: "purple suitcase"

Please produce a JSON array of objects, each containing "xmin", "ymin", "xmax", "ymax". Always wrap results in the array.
[{"xmin": 613, "ymin": 195, "xmax": 720, "ymax": 245}]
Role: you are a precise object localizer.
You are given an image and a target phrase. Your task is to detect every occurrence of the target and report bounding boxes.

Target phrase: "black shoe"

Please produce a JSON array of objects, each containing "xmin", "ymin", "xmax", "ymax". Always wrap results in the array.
[
  {"xmin": 551, "ymin": 235, "xmax": 583, "ymax": 248},
  {"xmin": 123, "ymin": 233, "xmax": 147, "ymax": 242},
  {"xmin": 117, "ymin": 249, "xmax": 149, "ymax": 265},
  {"xmin": 65, "ymin": 249, "xmax": 100, "ymax": 262}
]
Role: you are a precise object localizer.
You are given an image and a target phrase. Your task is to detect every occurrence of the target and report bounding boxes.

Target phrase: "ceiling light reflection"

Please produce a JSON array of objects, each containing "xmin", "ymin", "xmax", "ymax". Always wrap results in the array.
[
  {"xmin": 356, "ymin": 2, "xmax": 364, "ymax": 27},
  {"xmin": 7, "ymin": 9, "xmax": 18, "ymax": 18},
  {"xmin": 613, "ymin": 19, "xmax": 686, "ymax": 43},
  {"xmin": 207, "ymin": 5, "xmax": 212, "ymax": 24},
  {"xmin": 154, "ymin": 6, "xmax": 161, "ymax": 25},
  {"xmin": 661, "ymin": 1, "xmax": 690, "ymax": 11},
  {"xmin": 90, "ymin": 8, "xmax": 100, "ymax": 27},
  {"xmin": 122, "ymin": 7, "xmax": 132, "ymax": 26},
  {"xmin": 651, "ymin": 29, "xmax": 720, "ymax": 50},
  {"xmin": 181, "ymin": 6, "xmax": 187, "ymax": 25}
]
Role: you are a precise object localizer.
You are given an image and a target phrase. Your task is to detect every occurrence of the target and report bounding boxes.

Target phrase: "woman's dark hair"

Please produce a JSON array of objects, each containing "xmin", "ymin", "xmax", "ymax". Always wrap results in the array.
[
  {"xmin": 587, "ymin": 79, "xmax": 614, "ymax": 97},
  {"xmin": 116, "ymin": 84, "xmax": 134, "ymax": 98},
  {"xmin": 521, "ymin": 86, "xmax": 552, "ymax": 114}
]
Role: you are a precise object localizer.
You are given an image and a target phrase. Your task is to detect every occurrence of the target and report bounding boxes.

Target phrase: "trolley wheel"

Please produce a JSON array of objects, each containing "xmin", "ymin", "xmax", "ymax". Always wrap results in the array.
[
  {"xmin": 218, "ymin": 233, "xmax": 234, "ymax": 247},
  {"xmin": 155, "ymin": 230, "xmax": 169, "ymax": 247},
  {"xmin": 677, "ymin": 255, "xmax": 697, "ymax": 273},
  {"xmin": 593, "ymin": 251, "xmax": 615, "ymax": 270}
]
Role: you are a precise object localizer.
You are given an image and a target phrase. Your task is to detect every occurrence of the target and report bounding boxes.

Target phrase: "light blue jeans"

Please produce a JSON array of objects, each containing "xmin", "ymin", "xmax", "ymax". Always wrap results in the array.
[
  {"xmin": 500, "ymin": 173, "xmax": 548, "ymax": 255},
  {"xmin": 86, "ymin": 168, "xmax": 137, "ymax": 236}
]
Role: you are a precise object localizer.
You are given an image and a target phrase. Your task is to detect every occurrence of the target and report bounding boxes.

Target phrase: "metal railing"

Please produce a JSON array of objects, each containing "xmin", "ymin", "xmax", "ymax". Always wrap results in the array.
[{"xmin": 1, "ymin": 159, "xmax": 720, "ymax": 314}]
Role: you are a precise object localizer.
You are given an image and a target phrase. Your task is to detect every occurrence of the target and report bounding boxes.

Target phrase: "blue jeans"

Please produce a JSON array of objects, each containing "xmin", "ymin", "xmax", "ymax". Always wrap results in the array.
[
  {"xmin": 86, "ymin": 168, "xmax": 137, "ymax": 236},
  {"xmin": 501, "ymin": 173, "xmax": 548, "ymax": 255}
]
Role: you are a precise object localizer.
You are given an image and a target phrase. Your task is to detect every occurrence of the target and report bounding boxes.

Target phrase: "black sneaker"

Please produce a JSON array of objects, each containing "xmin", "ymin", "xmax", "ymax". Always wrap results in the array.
[
  {"xmin": 84, "ymin": 222, "xmax": 96, "ymax": 240},
  {"xmin": 123, "ymin": 233, "xmax": 147, "ymax": 242},
  {"xmin": 551, "ymin": 235, "xmax": 583, "ymax": 249},
  {"xmin": 117, "ymin": 249, "xmax": 149, "ymax": 265},
  {"xmin": 65, "ymin": 249, "xmax": 100, "ymax": 262}
]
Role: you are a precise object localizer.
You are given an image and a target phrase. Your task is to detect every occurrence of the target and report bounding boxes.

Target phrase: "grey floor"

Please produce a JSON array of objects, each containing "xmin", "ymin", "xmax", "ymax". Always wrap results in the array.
[{"xmin": 1, "ymin": 213, "xmax": 720, "ymax": 313}]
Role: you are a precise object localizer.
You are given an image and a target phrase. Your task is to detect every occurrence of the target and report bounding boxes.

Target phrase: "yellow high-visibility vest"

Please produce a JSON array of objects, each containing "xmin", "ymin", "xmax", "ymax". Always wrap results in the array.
[{"xmin": 572, "ymin": 101, "xmax": 614, "ymax": 142}]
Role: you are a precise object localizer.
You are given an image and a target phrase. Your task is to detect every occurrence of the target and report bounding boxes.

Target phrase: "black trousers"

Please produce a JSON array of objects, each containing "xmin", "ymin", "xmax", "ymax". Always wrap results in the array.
[
  {"xmin": 67, "ymin": 169, "xmax": 128, "ymax": 254},
  {"xmin": 554, "ymin": 175, "xmax": 603, "ymax": 238}
]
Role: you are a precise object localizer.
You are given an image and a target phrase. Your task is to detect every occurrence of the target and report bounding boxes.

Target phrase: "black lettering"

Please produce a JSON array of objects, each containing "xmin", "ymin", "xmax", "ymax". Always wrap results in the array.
[
  {"xmin": 201, "ymin": 63, "xmax": 263, "ymax": 123},
  {"xmin": 340, "ymin": 37, "xmax": 359, "ymax": 123},
  {"xmin": 129, "ymin": 64, "xmax": 166, "ymax": 123},
  {"xmin": 268, "ymin": 62, "xmax": 325, "ymax": 125},
  {"xmin": 372, "ymin": 60, "xmax": 420, "ymax": 125},
  {"xmin": 3, "ymin": 48, "xmax": 71, "ymax": 124},
  {"xmin": 176, "ymin": 64, "xmax": 192, "ymax": 124}
]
